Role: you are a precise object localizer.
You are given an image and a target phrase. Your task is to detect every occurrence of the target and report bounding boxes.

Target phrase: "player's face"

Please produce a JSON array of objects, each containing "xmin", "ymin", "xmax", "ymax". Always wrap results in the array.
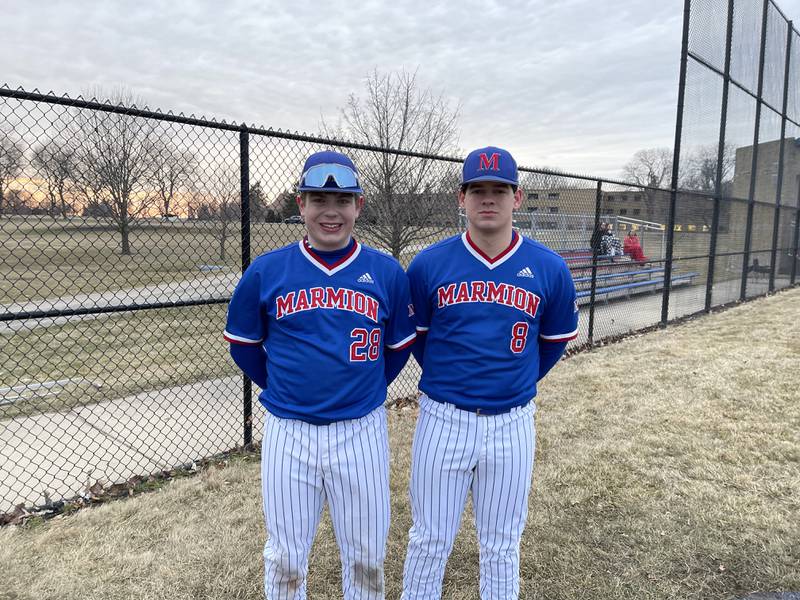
[
  {"xmin": 459, "ymin": 182, "xmax": 522, "ymax": 236},
  {"xmin": 298, "ymin": 192, "xmax": 364, "ymax": 251}
]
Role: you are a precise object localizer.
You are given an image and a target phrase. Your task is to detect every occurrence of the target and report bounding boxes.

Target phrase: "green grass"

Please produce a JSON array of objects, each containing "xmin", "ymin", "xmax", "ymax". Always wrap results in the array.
[{"xmin": 0, "ymin": 287, "xmax": 798, "ymax": 600}]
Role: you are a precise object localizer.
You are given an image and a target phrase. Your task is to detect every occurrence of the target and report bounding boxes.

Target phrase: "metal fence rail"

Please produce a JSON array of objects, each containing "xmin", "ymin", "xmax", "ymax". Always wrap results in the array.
[{"xmin": 1, "ymin": 0, "xmax": 799, "ymax": 514}]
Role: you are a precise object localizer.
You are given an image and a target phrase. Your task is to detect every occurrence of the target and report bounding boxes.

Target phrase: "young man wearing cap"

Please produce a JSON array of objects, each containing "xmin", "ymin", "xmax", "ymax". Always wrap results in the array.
[
  {"xmin": 401, "ymin": 147, "xmax": 579, "ymax": 599},
  {"xmin": 224, "ymin": 150, "xmax": 416, "ymax": 599}
]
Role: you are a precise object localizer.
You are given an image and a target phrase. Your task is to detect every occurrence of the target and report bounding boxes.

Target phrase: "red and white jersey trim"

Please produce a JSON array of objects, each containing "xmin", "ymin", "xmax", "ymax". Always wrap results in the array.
[
  {"xmin": 223, "ymin": 330, "xmax": 263, "ymax": 345},
  {"xmin": 539, "ymin": 327, "xmax": 579, "ymax": 342},
  {"xmin": 461, "ymin": 230, "xmax": 522, "ymax": 270},
  {"xmin": 387, "ymin": 331, "xmax": 417, "ymax": 350},
  {"xmin": 299, "ymin": 238, "xmax": 361, "ymax": 276}
]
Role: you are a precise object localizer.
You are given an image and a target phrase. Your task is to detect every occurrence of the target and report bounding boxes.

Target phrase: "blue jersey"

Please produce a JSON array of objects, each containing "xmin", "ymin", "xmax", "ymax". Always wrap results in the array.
[
  {"xmin": 224, "ymin": 239, "xmax": 416, "ymax": 424},
  {"xmin": 408, "ymin": 231, "xmax": 578, "ymax": 412}
]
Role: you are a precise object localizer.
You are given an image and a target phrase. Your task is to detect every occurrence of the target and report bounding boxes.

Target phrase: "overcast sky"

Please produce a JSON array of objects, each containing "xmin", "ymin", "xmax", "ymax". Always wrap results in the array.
[{"xmin": 2, "ymin": 0, "xmax": 799, "ymax": 179}]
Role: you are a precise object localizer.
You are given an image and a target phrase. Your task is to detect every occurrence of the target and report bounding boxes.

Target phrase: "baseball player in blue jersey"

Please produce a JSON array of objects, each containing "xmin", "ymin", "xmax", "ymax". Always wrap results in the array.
[
  {"xmin": 401, "ymin": 147, "xmax": 579, "ymax": 599},
  {"xmin": 224, "ymin": 151, "xmax": 416, "ymax": 599}
]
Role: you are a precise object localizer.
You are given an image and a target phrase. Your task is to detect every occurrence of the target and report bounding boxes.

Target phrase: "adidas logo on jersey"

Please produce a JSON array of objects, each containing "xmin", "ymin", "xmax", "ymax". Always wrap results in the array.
[
  {"xmin": 357, "ymin": 272, "xmax": 375, "ymax": 284},
  {"xmin": 516, "ymin": 267, "xmax": 534, "ymax": 278}
]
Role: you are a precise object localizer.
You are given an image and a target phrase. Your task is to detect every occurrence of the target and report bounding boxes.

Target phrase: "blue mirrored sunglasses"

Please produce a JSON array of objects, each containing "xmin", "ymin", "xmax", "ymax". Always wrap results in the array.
[{"xmin": 298, "ymin": 163, "xmax": 362, "ymax": 192}]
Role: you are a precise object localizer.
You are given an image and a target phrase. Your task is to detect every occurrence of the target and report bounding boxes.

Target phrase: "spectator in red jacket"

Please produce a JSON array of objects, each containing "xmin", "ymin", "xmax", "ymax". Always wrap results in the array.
[{"xmin": 624, "ymin": 231, "xmax": 647, "ymax": 262}]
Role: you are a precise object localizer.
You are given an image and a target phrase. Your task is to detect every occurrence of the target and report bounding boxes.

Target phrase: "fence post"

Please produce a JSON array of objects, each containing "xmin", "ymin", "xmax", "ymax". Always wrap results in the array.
[
  {"xmin": 706, "ymin": 197, "xmax": 721, "ymax": 311},
  {"xmin": 587, "ymin": 180, "xmax": 603, "ymax": 347},
  {"xmin": 740, "ymin": 0, "xmax": 770, "ymax": 301},
  {"xmin": 792, "ymin": 191, "xmax": 800, "ymax": 285},
  {"xmin": 239, "ymin": 125, "xmax": 253, "ymax": 447},
  {"xmin": 705, "ymin": 0, "xmax": 735, "ymax": 312},
  {"xmin": 769, "ymin": 20, "xmax": 793, "ymax": 291},
  {"xmin": 662, "ymin": 0, "xmax": 692, "ymax": 326}
]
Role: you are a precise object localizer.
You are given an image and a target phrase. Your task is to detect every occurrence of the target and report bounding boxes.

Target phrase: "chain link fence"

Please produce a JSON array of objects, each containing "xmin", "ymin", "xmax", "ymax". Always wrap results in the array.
[
  {"xmin": 682, "ymin": 0, "xmax": 800, "ymax": 306},
  {"xmin": 1, "ymin": 0, "xmax": 799, "ymax": 514}
]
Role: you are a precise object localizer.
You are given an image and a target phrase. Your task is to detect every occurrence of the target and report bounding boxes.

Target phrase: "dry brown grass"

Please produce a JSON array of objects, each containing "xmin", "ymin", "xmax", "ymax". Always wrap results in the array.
[
  {"xmin": 0, "ymin": 217, "xmax": 454, "ymax": 417},
  {"xmin": 0, "ymin": 216, "xmax": 454, "ymax": 303},
  {"xmin": 0, "ymin": 217, "xmax": 310, "ymax": 304},
  {"xmin": 1, "ymin": 288, "xmax": 798, "ymax": 600},
  {"xmin": 1, "ymin": 303, "xmax": 232, "ymax": 418}
]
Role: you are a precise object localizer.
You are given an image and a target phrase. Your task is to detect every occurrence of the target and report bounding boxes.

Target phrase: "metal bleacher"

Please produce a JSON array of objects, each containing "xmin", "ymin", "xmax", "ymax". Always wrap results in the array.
[{"xmin": 563, "ymin": 249, "xmax": 699, "ymax": 304}]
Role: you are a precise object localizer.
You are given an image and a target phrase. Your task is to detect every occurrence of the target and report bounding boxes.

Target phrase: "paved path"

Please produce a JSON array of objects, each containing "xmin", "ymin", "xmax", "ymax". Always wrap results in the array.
[
  {"xmin": 0, "ymin": 364, "xmax": 421, "ymax": 513},
  {"xmin": 0, "ymin": 270, "xmax": 239, "ymax": 335}
]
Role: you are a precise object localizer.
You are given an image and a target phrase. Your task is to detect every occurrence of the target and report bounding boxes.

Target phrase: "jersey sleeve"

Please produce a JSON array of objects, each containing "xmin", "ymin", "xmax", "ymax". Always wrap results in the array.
[
  {"xmin": 223, "ymin": 261, "xmax": 267, "ymax": 345},
  {"xmin": 385, "ymin": 265, "xmax": 417, "ymax": 350},
  {"xmin": 539, "ymin": 259, "xmax": 579, "ymax": 343},
  {"xmin": 407, "ymin": 254, "xmax": 431, "ymax": 333}
]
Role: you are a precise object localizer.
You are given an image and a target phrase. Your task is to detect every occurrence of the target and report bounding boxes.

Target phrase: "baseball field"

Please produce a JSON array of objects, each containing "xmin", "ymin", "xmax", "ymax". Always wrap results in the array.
[{"xmin": 1, "ymin": 286, "xmax": 797, "ymax": 600}]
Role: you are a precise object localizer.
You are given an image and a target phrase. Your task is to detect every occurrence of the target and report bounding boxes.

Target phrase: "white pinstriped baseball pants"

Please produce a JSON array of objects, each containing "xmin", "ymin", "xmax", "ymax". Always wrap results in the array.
[
  {"xmin": 402, "ymin": 393, "xmax": 536, "ymax": 600},
  {"xmin": 260, "ymin": 406, "xmax": 390, "ymax": 600}
]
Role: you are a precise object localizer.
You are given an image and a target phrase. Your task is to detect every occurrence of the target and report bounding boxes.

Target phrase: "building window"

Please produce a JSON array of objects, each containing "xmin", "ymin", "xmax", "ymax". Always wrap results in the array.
[
  {"xmin": 607, "ymin": 195, "xmax": 615, "ymax": 201},
  {"xmin": 633, "ymin": 208, "xmax": 641, "ymax": 216},
  {"xmin": 607, "ymin": 208, "xmax": 614, "ymax": 214},
  {"xmin": 634, "ymin": 195, "xmax": 641, "ymax": 202},
  {"xmin": 548, "ymin": 207, "xmax": 559, "ymax": 213},
  {"xmin": 619, "ymin": 209, "xmax": 627, "ymax": 215},
  {"xmin": 547, "ymin": 192, "xmax": 559, "ymax": 199},
  {"xmin": 530, "ymin": 206, "xmax": 539, "ymax": 212},
  {"xmin": 528, "ymin": 193, "xmax": 539, "ymax": 200}
]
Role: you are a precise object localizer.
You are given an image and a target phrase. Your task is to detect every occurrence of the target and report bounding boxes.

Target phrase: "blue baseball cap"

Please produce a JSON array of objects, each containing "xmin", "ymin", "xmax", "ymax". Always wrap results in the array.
[
  {"xmin": 461, "ymin": 146, "xmax": 518, "ymax": 187},
  {"xmin": 298, "ymin": 150, "xmax": 363, "ymax": 194}
]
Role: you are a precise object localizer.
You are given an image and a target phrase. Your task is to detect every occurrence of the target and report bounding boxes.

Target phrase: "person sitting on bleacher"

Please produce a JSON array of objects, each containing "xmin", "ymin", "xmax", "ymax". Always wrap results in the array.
[
  {"xmin": 623, "ymin": 231, "xmax": 647, "ymax": 263},
  {"xmin": 591, "ymin": 222, "xmax": 608, "ymax": 254},
  {"xmin": 601, "ymin": 227, "xmax": 624, "ymax": 257}
]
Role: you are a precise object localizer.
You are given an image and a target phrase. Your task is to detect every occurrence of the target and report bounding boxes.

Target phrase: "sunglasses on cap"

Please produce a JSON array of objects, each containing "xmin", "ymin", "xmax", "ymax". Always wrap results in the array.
[{"xmin": 298, "ymin": 163, "xmax": 362, "ymax": 193}]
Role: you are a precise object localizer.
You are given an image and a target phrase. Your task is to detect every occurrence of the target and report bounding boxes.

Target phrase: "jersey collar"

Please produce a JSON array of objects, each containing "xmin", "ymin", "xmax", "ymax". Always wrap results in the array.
[
  {"xmin": 299, "ymin": 237, "xmax": 361, "ymax": 276},
  {"xmin": 461, "ymin": 230, "xmax": 522, "ymax": 270}
]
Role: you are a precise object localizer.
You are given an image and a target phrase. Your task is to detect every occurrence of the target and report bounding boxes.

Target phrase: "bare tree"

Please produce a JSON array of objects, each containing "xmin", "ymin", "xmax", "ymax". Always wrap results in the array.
[
  {"xmin": 622, "ymin": 148, "xmax": 673, "ymax": 188},
  {"xmin": 0, "ymin": 135, "xmax": 24, "ymax": 219},
  {"xmin": 4, "ymin": 188, "xmax": 34, "ymax": 215},
  {"xmin": 322, "ymin": 69, "xmax": 461, "ymax": 258},
  {"xmin": 621, "ymin": 147, "xmax": 673, "ymax": 221},
  {"xmin": 680, "ymin": 143, "xmax": 735, "ymax": 196},
  {"xmin": 196, "ymin": 161, "xmax": 240, "ymax": 261},
  {"xmin": 72, "ymin": 91, "xmax": 159, "ymax": 254},
  {"xmin": 72, "ymin": 153, "xmax": 108, "ymax": 218},
  {"xmin": 518, "ymin": 169, "xmax": 573, "ymax": 193},
  {"xmin": 152, "ymin": 137, "xmax": 196, "ymax": 217},
  {"xmin": 31, "ymin": 137, "xmax": 77, "ymax": 218}
]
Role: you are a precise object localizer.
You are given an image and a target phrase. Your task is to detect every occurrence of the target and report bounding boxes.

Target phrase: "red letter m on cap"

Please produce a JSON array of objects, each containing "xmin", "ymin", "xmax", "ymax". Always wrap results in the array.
[{"xmin": 479, "ymin": 152, "xmax": 500, "ymax": 171}]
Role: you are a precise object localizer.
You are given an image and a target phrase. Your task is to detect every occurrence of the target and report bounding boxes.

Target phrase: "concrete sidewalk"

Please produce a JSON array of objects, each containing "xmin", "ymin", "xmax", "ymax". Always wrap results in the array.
[
  {"xmin": 0, "ymin": 270, "xmax": 239, "ymax": 335},
  {"xmin": 0, "ymin": 363, "xmax": 422, "ymax": 513}
]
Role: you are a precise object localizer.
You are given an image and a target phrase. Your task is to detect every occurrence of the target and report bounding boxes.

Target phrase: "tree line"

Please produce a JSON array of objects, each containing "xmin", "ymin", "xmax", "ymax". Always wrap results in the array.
[
  {"xmin": 0, "ymin": 96, "xmax": 307, "ymax": 259},
  {"xmin": 0, "ymin": 74, "xmax": 463, "ymax": 260},
  {"xmin": 1, "ymin": 73, "xmax": 743, "ymax": 261}
]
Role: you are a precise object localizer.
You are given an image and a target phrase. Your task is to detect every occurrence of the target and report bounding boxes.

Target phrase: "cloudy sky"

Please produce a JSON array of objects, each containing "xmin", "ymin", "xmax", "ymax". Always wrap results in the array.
[{"xmin": 2, "ymin": 0, "xmax": 799, "ymax": 179}]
